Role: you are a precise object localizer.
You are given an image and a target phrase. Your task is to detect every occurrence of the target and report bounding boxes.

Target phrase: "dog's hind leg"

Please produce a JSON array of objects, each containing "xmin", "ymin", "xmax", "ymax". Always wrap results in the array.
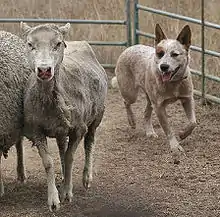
[
  {"xmin": 117, "ymin": 69, "xmax": 139, "ymax": 129},
  {"xmin": 124, "ymin": 100, "xmax": 137, "ymax": 129},
  {"xmin": 144, "ymin": 94, "xmax": 158, "ymax": 138},
  {"xmin": 179, "ymin": 97, "xmax": 197, "ymax": 140}
]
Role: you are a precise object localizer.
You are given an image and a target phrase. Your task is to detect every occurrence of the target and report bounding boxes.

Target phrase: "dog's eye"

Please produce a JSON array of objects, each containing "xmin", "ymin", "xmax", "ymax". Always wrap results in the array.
[
  {"xmin": 171, "ymin": 53, "xmax": 179, "ymax": 57},
  {"xmin": 53, "ymin": 42, "xmax": 62, "ymax": 51},
  {"xmin": 27, "ymin": 42, "xmax": 35, "ymax": 50},
  {"xmin": 157, "ymin": 51, "xmax": 165, "ymax": 59}
]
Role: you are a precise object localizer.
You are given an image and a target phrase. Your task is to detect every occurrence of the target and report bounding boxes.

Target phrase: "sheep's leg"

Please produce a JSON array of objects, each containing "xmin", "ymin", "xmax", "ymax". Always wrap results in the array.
[
  {"xmin": 0, "ymin": 151, "xmax": 4, "ymax": 197},
  {"xmin": 15, "ymin": 138, "xmax": 26, "ymax": 183},
  {"xmin": 83, "ymin": 109, "xmax": 104, "ymax": 189},
  {"xmin": 83, "ymin": 126, "xmax": 95, "ymax": 189},
  {"xmin": 56, "ymin": 136, "xmax": 68, "ymax": 181},
  {"xmin": 36, "ymin": 138, "xmax": 60, "ymax": 211},
  {"xmin": 61, "ymin": 126, "xmax": 87, "ymax": 202}
]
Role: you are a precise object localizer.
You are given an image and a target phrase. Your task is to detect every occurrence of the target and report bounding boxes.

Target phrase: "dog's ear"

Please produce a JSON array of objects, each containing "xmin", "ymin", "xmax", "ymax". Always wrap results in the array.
[
  {"xmin": 155, "ymin": 24, "xmax": 167, "ymax": 45},
  {"xmin": 176, "ymin": 25, "xmax": 191, "ymax": 51}
]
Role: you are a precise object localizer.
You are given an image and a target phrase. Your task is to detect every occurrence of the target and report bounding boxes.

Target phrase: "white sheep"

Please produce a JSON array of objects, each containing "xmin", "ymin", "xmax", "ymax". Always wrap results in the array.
[
  {"xmin": 0, "ymin": 31, "xmax": 32, "ymax": 196},
  {"xmin": 21, "ymin": 22, "xmax": 108, "ymax": 211}
]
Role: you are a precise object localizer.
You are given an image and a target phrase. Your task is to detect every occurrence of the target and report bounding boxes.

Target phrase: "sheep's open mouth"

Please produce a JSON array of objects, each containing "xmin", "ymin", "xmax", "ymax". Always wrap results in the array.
[
  {"xmin": 161, "ymin": 66, "xmax": 181, "ymax": 82},
  {"xmin": 37, "ymin": 68, "xmax": 52, "ymax": 80}
]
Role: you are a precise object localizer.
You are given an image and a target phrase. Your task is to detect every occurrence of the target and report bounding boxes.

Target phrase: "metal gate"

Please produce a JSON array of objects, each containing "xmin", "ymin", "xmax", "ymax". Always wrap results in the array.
[
  {"xmin": 0, "ymin": 0, "xmax": 219, "ymax": 103},
  {"xmin": 0, "ymin": 0, "xmax": 132, "ymax": 69},
  {"xmin": 133, "ymin": 0, "xmax": 220, "ymax": 104}
]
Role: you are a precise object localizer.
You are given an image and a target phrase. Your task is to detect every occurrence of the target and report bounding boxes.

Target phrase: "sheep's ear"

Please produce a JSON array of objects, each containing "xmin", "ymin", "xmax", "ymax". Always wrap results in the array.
[
  {"xmin": 20, "ymin": 22, "xmax": 31, "ymax": 32},
  {"xmin": 155, "ymin": 23, "xmax": 167, "ymax": 46},
  {"xmin": 176, "ymin": 25, "xmax": 191, "ymax": 51},
  {"xmin": 20, "ymin": 22, "xmax": 31, "ymax": 38},
  {"xmin": 59, "ymin": 23, "xmax": 71, "ymax": 37}
]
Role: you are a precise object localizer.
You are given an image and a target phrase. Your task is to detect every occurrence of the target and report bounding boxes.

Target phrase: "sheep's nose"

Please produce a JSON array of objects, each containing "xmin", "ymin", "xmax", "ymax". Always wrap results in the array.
[
  {"xmin": 37, "ymin": 66, "xmax": 51, "ymax": 73},
  {"xmin": 160, "ymin": 64, "xmax": 170, "ymax": 72}
]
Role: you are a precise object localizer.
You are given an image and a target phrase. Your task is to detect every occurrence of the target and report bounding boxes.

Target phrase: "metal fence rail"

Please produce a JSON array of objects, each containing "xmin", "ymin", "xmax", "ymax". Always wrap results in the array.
[
  {"xmin": 0, "ymin": 0, "xmax": 219, "ymax": 103},
  {"xmin": 134, "ymin": 0, "xmax": 220, "ymax": 104},
  {"xmin": 0, "ymin": 0, "xmax": 132, "ymax": 69}
]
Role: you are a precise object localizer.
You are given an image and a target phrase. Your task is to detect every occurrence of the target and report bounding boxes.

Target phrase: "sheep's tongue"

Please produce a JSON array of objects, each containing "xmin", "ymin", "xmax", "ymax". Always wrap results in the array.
[{"xmin": 162, "ymin": 72, "xmax": 171, "ymax": 82}]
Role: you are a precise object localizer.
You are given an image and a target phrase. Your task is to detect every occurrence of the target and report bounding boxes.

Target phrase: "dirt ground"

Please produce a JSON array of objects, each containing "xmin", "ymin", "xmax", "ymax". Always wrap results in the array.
[{"xmin": 0, "ymin": 84, "xmax": 220, "ymax": 217}]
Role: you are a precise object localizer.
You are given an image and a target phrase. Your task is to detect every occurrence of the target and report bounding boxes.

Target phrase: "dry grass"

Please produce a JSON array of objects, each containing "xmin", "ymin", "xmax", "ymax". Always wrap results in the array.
[{"xmin": 0, "ymin": 0, "xmax": 219, "ymax": 97}]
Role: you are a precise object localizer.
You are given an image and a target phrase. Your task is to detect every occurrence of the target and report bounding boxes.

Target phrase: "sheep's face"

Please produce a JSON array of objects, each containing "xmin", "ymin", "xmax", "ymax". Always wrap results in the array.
[{"xmin": 21, "ymin": 23, "xmax": 70, "ymax": 82}]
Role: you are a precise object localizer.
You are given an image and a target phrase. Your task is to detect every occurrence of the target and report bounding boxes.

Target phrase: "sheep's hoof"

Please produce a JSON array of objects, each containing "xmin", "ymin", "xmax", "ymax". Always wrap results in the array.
[
  {"xmin": 17, "ymin": 174, "xmax": 27, "ymax": 183},
  {"xmin": 48, "ymin": 190, "xmax": 60, "ymax": 212},
  {"xmin": 49, "ymin": 203, "xmax": 60, "ymax": 212},
  {"xmin": 60, "ymin": 187, "xmax": 73, "ymax": 203},
  {"xmin": 61, "ymin": 193, "xmax": 73, "ymax": 203},
  {"xmin": 83, "ymin": 171, "xmax": 92, "ymax": 190}
]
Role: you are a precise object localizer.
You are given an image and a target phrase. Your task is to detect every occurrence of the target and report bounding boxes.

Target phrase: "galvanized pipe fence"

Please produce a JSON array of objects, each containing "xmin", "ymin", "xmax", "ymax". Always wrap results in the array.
[
  {"xmin": 0, "ymin": 0, "xmax": 219, "ymax": 103},
  {"xmin": 0, "ymin": 0, "xmax": 132, "ymax": 69},
  {"xmin": 134, "ymin": 0, "xmax": 220, "ymax": 104}
]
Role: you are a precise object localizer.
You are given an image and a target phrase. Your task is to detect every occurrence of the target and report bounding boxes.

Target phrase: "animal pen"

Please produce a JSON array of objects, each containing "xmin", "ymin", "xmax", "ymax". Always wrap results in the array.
[{"xmin": 0, "ymin": 0, "xmax": 219, "ymax": 104}]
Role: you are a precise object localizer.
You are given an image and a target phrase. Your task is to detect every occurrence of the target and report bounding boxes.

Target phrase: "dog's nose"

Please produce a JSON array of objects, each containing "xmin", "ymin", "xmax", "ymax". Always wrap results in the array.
[{"xmin": 160, "ymin": 64, "xmax": 170, "ymax": 72}]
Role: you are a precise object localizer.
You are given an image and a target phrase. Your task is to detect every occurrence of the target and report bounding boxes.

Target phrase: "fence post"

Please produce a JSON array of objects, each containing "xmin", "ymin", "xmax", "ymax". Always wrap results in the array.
[
  {"xmin": 201, "ymin": 0, "xmax": 206, "ymax": 104},
  {"xmin": 125, "ymin": 0, "xmax": 132, "ymax": 47},
  {"xmin": 133, "ymin": 0, "xmax": 139, "ymax": 44}
]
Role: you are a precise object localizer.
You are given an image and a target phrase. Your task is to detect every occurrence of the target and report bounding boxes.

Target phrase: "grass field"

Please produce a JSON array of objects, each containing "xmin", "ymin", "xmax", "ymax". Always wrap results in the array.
[{"xmin": 0, "ymin": 0, "xmax": 219, "ymax": 97}]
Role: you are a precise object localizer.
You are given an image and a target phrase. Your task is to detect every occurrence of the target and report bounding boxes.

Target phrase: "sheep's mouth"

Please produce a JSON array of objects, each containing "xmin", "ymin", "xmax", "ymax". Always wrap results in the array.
[
  {"xmin": 161, "ymin": 66, "xmax": 181, "ymax": 82},
  {"xmin": 37, "ymin": 68, "xmax": 52, "ymax": 80}
]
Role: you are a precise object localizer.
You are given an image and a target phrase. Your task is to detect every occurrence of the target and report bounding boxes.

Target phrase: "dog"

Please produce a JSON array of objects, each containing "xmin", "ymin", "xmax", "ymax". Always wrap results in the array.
[{"xmin": 114, "ymin": 24, "xmax": 197, "ymax": 163}]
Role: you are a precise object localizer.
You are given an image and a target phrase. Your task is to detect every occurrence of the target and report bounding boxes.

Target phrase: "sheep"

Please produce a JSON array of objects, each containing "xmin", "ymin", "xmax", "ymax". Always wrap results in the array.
[
  {"xmin": 21, "ymin": 22, "xmax": 108, "ymax": 211},
  {"xmin": 0, "ymin": 31, "xmax": 32, "ymax": 196}
]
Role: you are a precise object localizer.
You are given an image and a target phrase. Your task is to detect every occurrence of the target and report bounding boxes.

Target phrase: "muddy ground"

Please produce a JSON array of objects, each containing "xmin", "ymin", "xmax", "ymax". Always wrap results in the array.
[{"xmin": 0, "ymin": 84, "xmax": 220, "ymax": 217}]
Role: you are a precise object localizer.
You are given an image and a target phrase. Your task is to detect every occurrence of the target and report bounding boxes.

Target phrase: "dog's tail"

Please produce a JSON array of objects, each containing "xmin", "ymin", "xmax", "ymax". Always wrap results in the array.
[{"xmin": 111, "ymin": 76, "xmax": 119, "ymax": 89}]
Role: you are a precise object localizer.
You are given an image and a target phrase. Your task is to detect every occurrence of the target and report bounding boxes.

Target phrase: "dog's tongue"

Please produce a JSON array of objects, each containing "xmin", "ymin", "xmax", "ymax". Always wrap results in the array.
[{"xmin": 162, "ymin": 72, "xmax": 171, "ymax": 82}]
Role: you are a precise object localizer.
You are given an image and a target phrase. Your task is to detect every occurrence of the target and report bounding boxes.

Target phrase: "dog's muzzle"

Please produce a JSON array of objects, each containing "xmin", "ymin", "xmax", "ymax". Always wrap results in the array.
[{"xmin": 161, "ymin": 65, "xmax": 181, "ymax": 82}]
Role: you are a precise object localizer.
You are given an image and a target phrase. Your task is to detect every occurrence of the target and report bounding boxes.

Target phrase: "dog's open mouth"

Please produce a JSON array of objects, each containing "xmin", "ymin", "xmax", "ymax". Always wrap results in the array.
[{"xmin": 162, "ymin": 66, "xmax": 181, "ymax": 82}]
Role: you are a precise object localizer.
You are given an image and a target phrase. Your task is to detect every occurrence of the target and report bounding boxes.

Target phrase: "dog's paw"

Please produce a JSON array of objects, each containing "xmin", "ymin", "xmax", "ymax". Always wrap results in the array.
[
  {"xmin": 170, "ymin": 138, "xmax": 186, "ymax": 164},
  {"xmin": 171, "ymin": 145, "xmax": 185, "ymax": 164},
  {"xmin": 179, "ymin": 123, "xmax": 197, "ymax": 140},
  {"xmin": 146, "ymin": 131, "xmax": 158, "ymax": 138}
]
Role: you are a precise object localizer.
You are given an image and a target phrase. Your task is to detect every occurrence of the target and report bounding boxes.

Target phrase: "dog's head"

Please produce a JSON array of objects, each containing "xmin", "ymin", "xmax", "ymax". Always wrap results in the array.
[{"xmin": 154, "ymin": 24, "xmax": 191, "ymax": 82}]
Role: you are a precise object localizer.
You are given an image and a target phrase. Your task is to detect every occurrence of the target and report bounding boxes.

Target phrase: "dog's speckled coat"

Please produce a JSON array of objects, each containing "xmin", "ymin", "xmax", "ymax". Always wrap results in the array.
[{"xmin": 115, "ymin": 24, "xmax": 196, "ymax": 163}]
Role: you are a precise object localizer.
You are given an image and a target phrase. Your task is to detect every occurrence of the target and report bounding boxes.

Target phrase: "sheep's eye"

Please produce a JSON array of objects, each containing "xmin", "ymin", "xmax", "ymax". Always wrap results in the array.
[
  {"xmin": 171, "ymin": 52, "xmax": 179, "ymax": 57},
  {"xmin": 54, "ymin": 42, "xmax": 62, "ymax": 51},
  {"xmin": 157, "ymin": 51, "xmax": 165, "ymax": 59},
  {"xmin": 27, "ymin": 42, "xmax": 35, "ymax": 50}
]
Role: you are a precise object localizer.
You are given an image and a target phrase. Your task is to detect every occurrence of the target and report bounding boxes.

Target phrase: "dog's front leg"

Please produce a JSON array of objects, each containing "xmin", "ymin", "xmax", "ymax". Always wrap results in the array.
[
  {"xmin": 155, "ymin": 105, "xmax": 184, "ymax": 163},
  {"xmin": 179, "ymin": 96, "xmax": 197, "ymax": 140}
]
